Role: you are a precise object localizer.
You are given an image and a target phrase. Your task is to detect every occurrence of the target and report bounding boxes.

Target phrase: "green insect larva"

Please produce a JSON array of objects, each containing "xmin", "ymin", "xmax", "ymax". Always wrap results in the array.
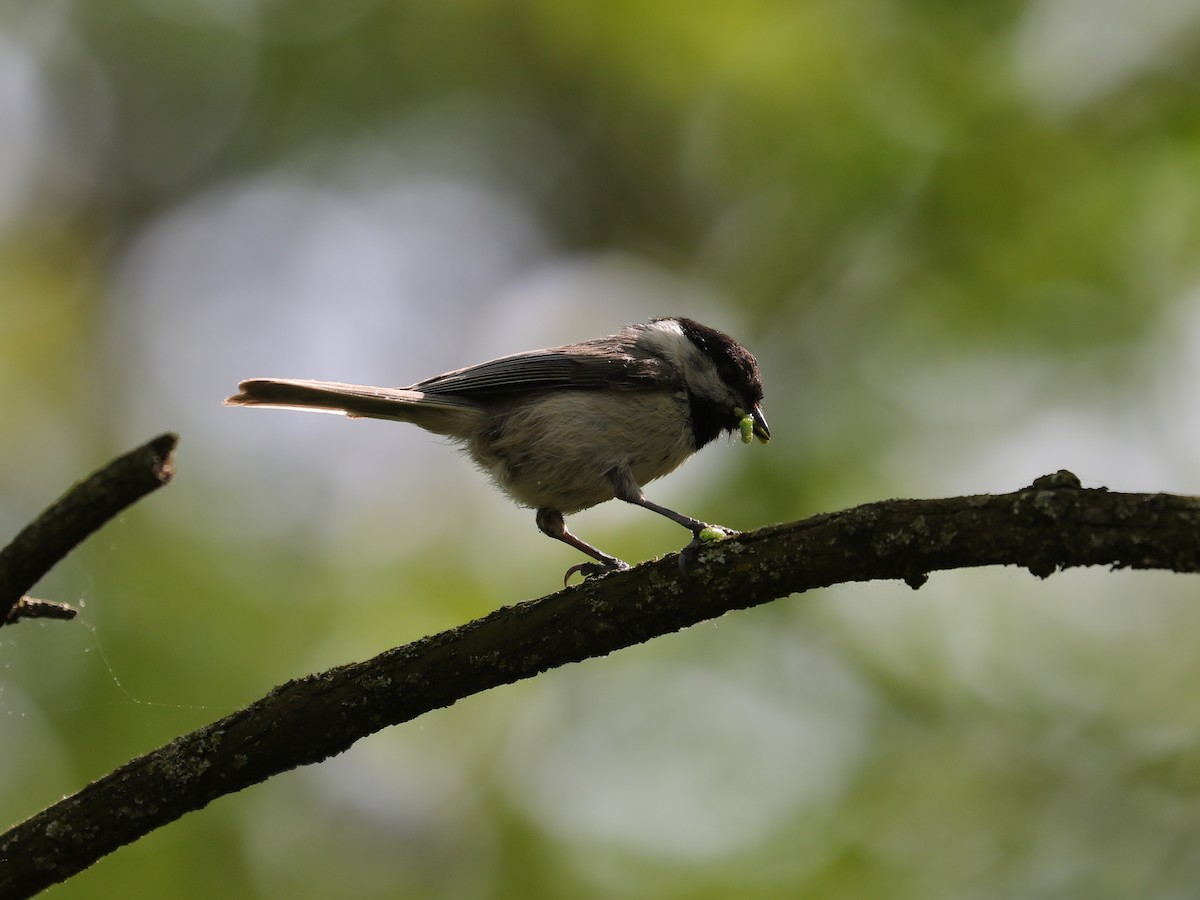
[{"xmin": 739, "ymin": 414, "xmax": 755, "ymax": 444}]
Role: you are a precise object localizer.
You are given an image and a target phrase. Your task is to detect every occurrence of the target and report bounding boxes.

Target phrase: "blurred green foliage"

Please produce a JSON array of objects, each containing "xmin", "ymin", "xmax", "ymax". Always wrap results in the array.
[{"xmin": 4, "ymin": 0, "xmax": 1200, "ymax": 897}]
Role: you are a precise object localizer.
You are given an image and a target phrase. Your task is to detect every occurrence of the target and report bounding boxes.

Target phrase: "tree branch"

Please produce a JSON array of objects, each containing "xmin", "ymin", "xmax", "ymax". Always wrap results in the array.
[
  {"xmin": 3, "ymin": 470, "xmax": 1198, "ymax": 896},
  {"xmin": 0, "ymin": 434, "xmax": 178, "ymax": 626}
]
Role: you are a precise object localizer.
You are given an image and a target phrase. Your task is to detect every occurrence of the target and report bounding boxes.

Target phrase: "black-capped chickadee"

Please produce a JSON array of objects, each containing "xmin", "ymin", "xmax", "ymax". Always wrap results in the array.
[{"xmin": 226, "ymin": 316, "xmax": 769, "ymax": 583}]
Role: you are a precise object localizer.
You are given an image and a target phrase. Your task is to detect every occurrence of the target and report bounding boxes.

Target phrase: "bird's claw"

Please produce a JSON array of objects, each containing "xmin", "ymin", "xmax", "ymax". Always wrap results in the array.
[{"xmin": 564, "ymin": 558, "xmax": 630, "ymax": 587}]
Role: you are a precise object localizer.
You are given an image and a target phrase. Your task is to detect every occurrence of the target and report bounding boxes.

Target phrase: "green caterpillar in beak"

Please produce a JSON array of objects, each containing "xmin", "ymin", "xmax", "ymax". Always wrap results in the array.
[{"xmin": 739, "ymin": 414, "xmax": 755, "ymax": 444}]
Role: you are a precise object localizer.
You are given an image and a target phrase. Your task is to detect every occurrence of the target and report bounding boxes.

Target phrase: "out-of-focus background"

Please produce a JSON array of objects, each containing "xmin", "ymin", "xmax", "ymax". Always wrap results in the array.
[{"xmin": 4, "ymin": 1, "xmax": 1200, "ymax": 897}]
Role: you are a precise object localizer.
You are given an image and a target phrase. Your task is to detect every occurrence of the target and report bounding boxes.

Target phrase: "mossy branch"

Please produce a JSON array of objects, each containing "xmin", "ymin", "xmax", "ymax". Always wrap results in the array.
[{"xmin": 3, "ymin": 470, "xmax": 1199, "ymax": 896}]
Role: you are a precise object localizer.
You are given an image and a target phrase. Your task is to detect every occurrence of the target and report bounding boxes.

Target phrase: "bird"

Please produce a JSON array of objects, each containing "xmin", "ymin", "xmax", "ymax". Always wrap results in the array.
[{"xmin": 226, "ymin": 316, "xmax": 769, "ymax": 583}]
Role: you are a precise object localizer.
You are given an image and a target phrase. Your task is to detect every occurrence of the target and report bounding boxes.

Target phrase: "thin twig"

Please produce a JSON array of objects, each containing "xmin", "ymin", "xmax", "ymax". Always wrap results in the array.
[
  {"xmin": 5, "ymin": 597, "xmax": 78, "ymax": 623},
  {"xmin": 0, "ymin": 434, "xmax": 178, "ymax": 627}
]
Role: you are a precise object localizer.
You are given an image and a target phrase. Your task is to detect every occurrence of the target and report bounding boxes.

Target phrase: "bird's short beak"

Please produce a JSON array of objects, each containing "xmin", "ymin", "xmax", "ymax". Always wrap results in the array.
[{"xmin": 751, "ymin": 405, "xmax": 770, "ymax": 444}]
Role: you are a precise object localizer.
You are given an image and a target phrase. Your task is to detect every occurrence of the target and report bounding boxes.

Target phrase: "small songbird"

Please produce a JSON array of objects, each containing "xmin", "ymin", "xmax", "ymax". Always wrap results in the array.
[{"xmin": 226, "ymin": 316, "xmax": 769, "ymax": 583}]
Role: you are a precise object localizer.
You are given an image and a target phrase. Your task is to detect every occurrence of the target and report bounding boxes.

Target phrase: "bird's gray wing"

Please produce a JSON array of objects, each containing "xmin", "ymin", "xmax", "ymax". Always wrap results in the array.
[{"xmin": 411, "ymin": 340, "xmax": 675, "ymax": 397}]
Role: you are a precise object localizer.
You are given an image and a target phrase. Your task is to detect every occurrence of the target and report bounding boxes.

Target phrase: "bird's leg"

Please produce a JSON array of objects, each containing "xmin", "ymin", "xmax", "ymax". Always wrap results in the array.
[
  {"xmin": 608, "ymin": 467, "xmax": 734, "ymax": 538},
  {"xmin": 608, "ymin": 467, "xmax": 737, "ymax": 574},
  {"xmin": 536, "ymin": 508, "xmax": 630, "ymax": 586},
  {"xmin": 629, "ymin": 496, "xmax": 709, "ymax": 535}
]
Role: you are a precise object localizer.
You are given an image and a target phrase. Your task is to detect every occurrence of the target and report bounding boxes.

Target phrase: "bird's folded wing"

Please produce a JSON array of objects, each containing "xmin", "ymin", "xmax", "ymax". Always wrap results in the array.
[{"xmin": 412, "ymin": 343, "xmax": 674, "ymax": 396}]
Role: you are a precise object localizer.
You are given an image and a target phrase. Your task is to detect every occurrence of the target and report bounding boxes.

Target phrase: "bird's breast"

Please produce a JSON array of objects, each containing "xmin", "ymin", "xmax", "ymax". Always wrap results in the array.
[{"xmin": 470, "ymin": 390, "xmax": 696, "ymax": 513}]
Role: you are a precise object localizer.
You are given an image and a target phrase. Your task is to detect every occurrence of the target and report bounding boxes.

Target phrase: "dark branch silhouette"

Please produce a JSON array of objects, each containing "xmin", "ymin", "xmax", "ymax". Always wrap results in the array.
[
  {"xmin": 3, "ymin": 470, "xmax": 1199, "ymax": 897},
  {"xmin": 0, "ymin": 434, "xmax": 178, "ymax": 626}
]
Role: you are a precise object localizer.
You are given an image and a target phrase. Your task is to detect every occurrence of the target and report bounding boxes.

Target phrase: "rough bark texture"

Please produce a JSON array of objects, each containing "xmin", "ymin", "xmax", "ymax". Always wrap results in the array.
[{"xmin": 3, "ymin": 470, "xmax": 1199, "ymax": 896}]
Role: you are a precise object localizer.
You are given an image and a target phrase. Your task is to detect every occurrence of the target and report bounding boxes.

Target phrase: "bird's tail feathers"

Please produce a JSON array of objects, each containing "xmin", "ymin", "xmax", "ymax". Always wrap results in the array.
[{"xmin": 225, "ymin": 378, "xmax": 478, "ymax": 436}]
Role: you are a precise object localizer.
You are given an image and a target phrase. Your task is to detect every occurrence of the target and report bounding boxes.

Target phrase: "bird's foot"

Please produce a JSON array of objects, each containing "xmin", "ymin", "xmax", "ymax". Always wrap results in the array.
[
  {"xmin": 679, "ymin": 524, "xmax": 739, "ymax": 576},
  {"xmin": 564, "ymin": 558, "xmax": 630, "ymax": 587}
]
